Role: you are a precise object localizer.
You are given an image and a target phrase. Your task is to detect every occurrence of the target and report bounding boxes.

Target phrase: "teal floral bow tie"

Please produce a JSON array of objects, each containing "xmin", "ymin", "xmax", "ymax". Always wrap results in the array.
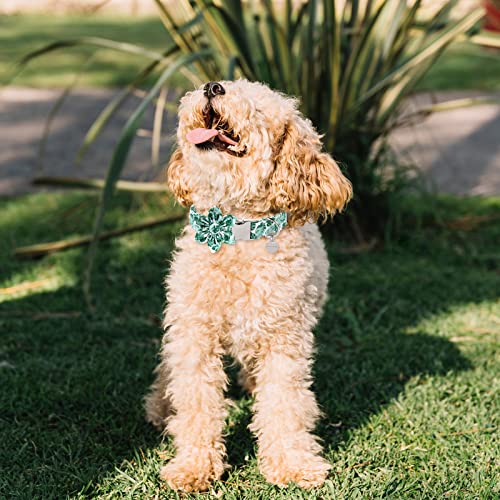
[
  {"xmin": 189, "ymin": 206, "xmax": 287, "ymax": 253},
  {"xmin": 189, "ymin": 206, "xmax": 236, "ymax": 252}
]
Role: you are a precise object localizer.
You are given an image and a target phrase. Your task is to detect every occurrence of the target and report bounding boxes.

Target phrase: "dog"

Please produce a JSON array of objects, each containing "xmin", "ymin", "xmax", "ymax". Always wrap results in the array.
[{"xmin": 145, "ymin": 79, "xmax": 352, "ymax": 492}]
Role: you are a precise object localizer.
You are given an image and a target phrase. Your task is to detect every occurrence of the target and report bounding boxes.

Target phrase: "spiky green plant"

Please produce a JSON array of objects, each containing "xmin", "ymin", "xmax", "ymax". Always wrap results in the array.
[
  {"xmin": 149, "ymin": 0, "xmax": 482, "ymax": 232},
  {"xmin": 18, "ymin": 0, "xmax": 484, "ymax": 300}
]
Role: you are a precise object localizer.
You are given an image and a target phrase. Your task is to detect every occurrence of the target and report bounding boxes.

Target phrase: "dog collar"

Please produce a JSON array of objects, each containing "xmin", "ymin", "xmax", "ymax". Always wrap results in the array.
[{"xmin": 189, "ymin": 206, "xmax": 287, "ymax": 253}]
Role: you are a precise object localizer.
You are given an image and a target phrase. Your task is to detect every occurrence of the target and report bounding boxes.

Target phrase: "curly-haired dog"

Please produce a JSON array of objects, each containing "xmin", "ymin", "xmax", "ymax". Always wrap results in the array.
[{"xmin": 145, "ymin": 79, "xmax": 352, "ymax": 491}]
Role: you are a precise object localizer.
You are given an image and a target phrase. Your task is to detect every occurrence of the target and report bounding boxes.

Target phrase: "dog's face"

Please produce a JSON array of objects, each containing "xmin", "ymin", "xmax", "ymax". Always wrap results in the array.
[{"xmin": 168, "ymin": 79, "xmax": 352, "ymax": 225}]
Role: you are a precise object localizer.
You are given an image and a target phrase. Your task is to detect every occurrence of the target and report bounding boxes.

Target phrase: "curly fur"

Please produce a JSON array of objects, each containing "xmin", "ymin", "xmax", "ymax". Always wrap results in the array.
[{"xmin": 145, "ymin": 79, "xmax": 352, "ymax": 492}]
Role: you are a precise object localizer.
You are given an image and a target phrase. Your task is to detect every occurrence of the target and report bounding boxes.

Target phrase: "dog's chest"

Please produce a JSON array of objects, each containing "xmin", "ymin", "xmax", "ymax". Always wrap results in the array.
[
  {"xmin": 209, "ymin": 239, "xmax": 314, "ymax": 341},
  {"xmin": 168, "ymin": 224, "xmax": 325, "ymax": 349}
]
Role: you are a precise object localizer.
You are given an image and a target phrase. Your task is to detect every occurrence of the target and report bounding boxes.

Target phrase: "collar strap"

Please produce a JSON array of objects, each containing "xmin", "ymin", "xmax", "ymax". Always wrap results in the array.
[{"xmin": 189, "ymin": 206, "xmax": 287, "ymax": 253}]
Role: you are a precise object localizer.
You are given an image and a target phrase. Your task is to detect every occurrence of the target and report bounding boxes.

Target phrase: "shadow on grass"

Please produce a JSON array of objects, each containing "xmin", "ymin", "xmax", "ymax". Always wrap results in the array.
[
  {"xmin": 0, "ymin": 193, "xmax": 178, "ymax": 496},
  {"xmin": 0, "ymin": 193, "xmax": 498, "ymax": 496}
]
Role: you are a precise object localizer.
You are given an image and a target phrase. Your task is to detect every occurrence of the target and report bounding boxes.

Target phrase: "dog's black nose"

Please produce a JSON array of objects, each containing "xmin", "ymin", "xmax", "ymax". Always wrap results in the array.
[{"xmin": 204, "ymin": 81, "xmax": 225, "ymax": 99}]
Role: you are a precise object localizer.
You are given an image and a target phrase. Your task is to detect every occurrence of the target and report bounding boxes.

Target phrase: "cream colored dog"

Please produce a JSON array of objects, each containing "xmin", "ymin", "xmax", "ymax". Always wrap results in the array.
[{"xmin": 145, "ymin": 79, "xmax": 352, "ymax": 492}]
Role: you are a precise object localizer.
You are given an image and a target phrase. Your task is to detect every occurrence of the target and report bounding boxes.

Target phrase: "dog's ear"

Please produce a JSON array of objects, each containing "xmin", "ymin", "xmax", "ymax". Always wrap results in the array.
[
  {"xmin": 167, "ymin": 148, "xmax": 192, "ymax": 206},
  {"xmin": 269, "ymin": 114, "xmax": 352, "ymax": 226}
]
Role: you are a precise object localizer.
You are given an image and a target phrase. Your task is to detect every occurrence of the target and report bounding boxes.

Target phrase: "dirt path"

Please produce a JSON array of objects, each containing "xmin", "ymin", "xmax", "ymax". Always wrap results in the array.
[
  {"xmin": 0, "ymin": 86, "xmax": 177, "ymax": 196},
  {"xmin": 390, "ymin": 90, "xmax": 500, "ymax": 196},
  {"xmin": 1, "ymin": 87, "xmax": 499, "ymax": 197}
]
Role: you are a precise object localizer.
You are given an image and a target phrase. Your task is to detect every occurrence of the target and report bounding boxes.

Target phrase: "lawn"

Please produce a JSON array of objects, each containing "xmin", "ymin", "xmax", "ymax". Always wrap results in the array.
[
  {"xmin": 0, "ymin": 15, "xmax": 180, "ymax": 88},
  {"xmin": 1, "ymin": 192, "xmax": 499, "ymax": 499},
  {"xmin": 2, "ymin": 14, "xmax": 500, "ymax": 91}
]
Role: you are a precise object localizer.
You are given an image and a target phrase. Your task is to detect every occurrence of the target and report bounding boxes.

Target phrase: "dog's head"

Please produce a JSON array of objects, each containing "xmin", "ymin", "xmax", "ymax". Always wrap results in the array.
[{"xmin": 168, "ymin": 79, "xmax": 352, "ymax": 225}]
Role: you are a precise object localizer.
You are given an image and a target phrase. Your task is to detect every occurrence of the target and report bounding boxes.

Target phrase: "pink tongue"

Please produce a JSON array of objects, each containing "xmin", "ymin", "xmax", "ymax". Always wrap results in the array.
[
  {"xmin": 186, "ymin": 128, "xmax": 239, "ymax": 146},
  {"xmin": 186, "ymin": 128, "xmax": 218, "ymax": 144},
  {"xmin": 218, "ymin": 132, "xmax": 238, "ymax": 146}
]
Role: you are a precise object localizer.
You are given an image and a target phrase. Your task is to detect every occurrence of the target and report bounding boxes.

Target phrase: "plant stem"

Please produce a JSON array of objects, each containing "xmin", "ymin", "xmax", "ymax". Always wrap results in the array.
[
  {"xmin": 33, "ymin": 176, "xmax": 169, "ymax": 192},
  {"xmin": 14, "ymin": 212, "xmax": 186, "ymax": 259}
]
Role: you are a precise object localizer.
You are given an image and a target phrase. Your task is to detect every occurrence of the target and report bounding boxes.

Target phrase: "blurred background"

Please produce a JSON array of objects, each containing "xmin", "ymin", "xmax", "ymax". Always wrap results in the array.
[
  {"xmin": 1, "ymin": 0, "xmax": 499, "ymax": 199},
  {"xmin": 1, "ymin": 1, "xmax": 499, "ymax": 498}
]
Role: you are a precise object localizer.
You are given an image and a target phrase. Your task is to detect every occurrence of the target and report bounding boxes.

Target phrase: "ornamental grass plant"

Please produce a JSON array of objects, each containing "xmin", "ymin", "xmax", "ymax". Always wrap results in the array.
[{"xmin": 18, "ymin": 0, "xmax": 485, "ymax": 293}]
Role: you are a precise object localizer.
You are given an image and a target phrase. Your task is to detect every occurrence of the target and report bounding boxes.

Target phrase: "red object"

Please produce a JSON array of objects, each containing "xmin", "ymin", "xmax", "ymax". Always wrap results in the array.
[{"xmin": 484, "ymin": 1, "xmax": 500, "ymax": 32}]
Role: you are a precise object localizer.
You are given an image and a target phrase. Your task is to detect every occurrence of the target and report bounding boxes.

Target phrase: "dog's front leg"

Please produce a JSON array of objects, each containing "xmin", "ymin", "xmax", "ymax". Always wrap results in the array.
[
  {"xmin": 250, "ymin": 350, "xmax": 331, "ymax": 488},
  {"xmin": 159, "ymin": 319, "xmax": 227, "ymax": 492}
]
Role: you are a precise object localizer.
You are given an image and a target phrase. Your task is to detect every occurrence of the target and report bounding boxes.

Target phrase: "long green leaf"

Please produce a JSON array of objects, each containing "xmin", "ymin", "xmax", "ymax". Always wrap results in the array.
[
  {"xmin": 188, "ymin": 0, "xmax": 241, "ymax": 75},
  {"xmin": 248, "ymin": 12, "xmax": 273, "ymax": 83},
  {"xmin": 19, "ymin": 37, "xmax": 165, "ymax": 67},
  {"xmin": 207, "ymin": 5, "xmax": 256, "ymax": 78},
  {"xmin": 359, "ymin": 8, "xmax": 484, "ymax": 104},
  {"xmin": 470, "ymin": 32, "xmax": 500, "ymax": 49},
  {"xmin": 303, "ymin": 0, "xmax": 317, "ymax": 114},
  {"xmin": 338, "ymin": 1, "xmax": 387, "ymax": 113},
  {"xmin": 76, "ymin": 44, "xmax": 179, "ymax": 163},
  {"xmin": 324, "ymin": 0, "xmax": 342, "ymax": 146},
  {"xmin": 37, "ymin": 54, "xmax": 96, "ymax": 172},
  {"xmin": 151, "ymin": 85, "xmax": 169, "ymax": 170},
  {"xmin": 83, "ymin": 49, "xmax": 211, "ymax": 305},
  {"xmin": 413, "ymin": 96, "xmax": 500, "ymax": 115},
  {"xmin": 355, "ymin": 0, "xmax": 406, "ymax": 99},
  {"xmin": 288, "ymin": 1, "xmax": 309, "ymax": 47},
  {"xmin": 226, "ymin": 55, "xmax": 238, "ymax": 80},
  {"xmin": 153, "ymin": 0, "xmax": 213, "ymax": 79},
  {"xmin": 15, "ymin": 213, "xmax": 185, "ymax": 260},
  {"xmin": 261, "ymin": 0, "xmax": 289, "ymax": 89},
  {"xmin": 33, "ymin": 176, "xmax": 169, "ymax": 192}
]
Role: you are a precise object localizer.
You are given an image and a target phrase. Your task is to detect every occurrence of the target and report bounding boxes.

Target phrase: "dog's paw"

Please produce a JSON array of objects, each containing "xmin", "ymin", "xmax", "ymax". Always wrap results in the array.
[
  {"xmin": 159, "ymin": 450, "xmax": 224, "ymax": 492},
  {"xmin": 260, "ymin": 452, "xmax": 331, "ymax": 489}
]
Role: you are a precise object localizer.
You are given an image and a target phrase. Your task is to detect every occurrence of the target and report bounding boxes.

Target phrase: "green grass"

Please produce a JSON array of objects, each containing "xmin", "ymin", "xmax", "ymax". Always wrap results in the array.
[
  {"xmin": 2, "ymin": 14, "xmax": 500, "ymax": 91},
  {"xmin": 1, "ymin": 192, "xmax": 499, "ymax": 499},
  {"xmin": 416, "ymin": 41, "xmax": 500, "ymax": 92},
  {"xmin": 0, "ymin": 15, "xmax": 180, "ymax": 88}
]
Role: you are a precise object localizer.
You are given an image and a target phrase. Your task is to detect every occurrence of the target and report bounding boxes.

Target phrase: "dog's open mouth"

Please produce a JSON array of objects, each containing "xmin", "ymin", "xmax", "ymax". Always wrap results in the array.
[{"xmin": 186, "ymin": 104, "xmax": 246, "ymax": 157}]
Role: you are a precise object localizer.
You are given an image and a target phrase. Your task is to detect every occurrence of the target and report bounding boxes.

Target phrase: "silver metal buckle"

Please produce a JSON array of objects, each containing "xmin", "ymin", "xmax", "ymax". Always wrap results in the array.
[{"xmin": 232, "ymin": 220, "xmax": 252, "ymax": 241}]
